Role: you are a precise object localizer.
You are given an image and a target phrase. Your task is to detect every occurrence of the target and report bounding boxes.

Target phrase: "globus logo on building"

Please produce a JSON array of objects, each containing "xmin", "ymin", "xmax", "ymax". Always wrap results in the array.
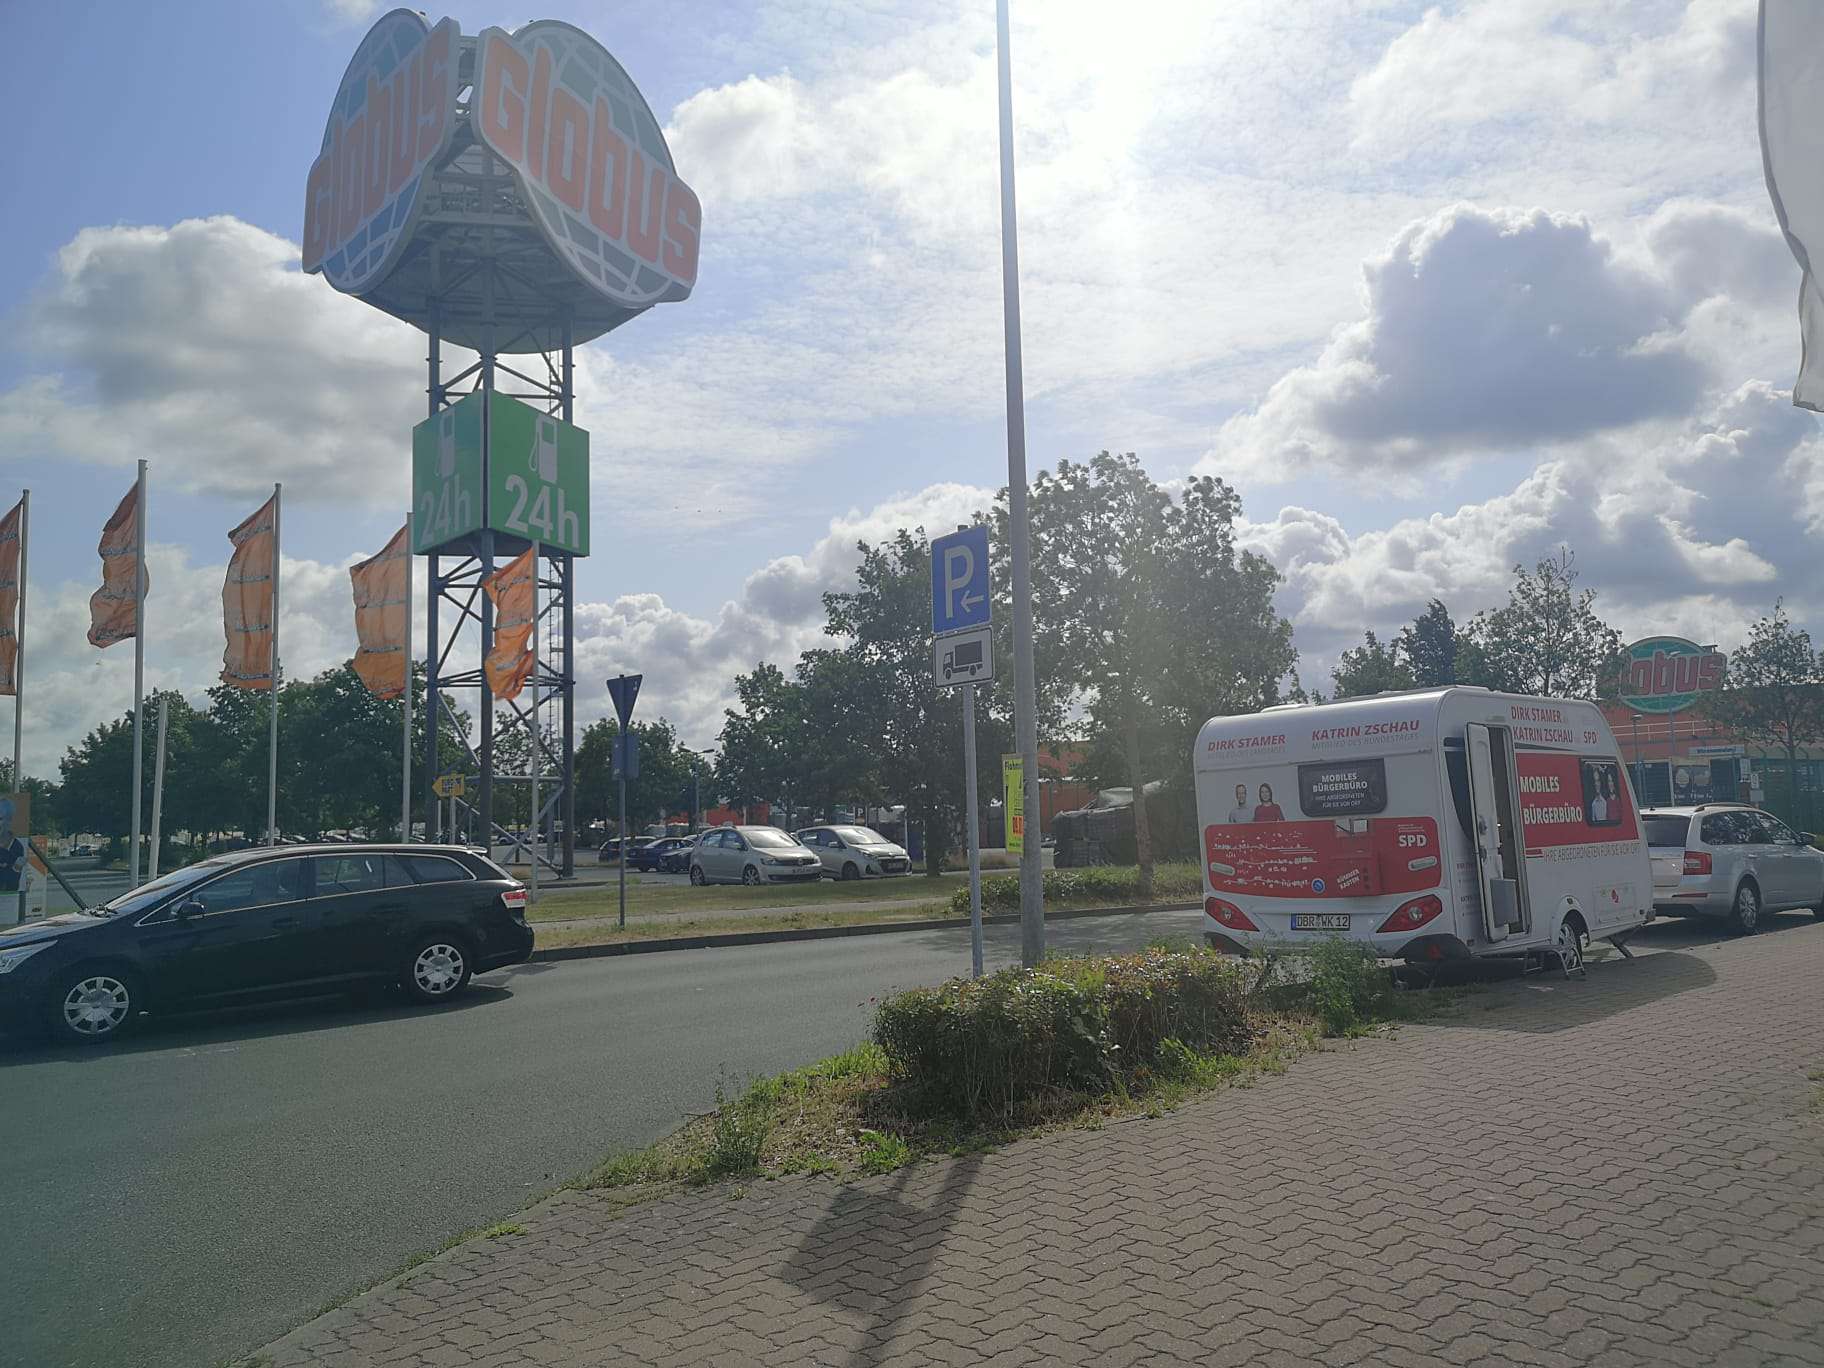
[
  {"xmin": 1615, "ymin": 636, "xmax": 1726, "ymax": 714},
  {"xmin": 301, "ymin": 12, "xmax": 461, "ymax": 293},
  {"xmin": 472, "ymin": 22, "xmax": 701, "ymax": 307}
]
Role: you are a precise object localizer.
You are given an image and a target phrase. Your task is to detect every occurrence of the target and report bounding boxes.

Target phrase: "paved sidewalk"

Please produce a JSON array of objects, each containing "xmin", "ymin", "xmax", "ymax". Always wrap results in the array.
[{"xmin": 252, "ymin": 924, "xmax": 1824, "ymax": 1368}]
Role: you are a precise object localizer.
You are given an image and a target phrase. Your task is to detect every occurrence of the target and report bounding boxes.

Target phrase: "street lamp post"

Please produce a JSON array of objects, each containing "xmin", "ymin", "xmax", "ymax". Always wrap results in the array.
[{"xmin": 1631, "ymin": 713, "xmax": 1643, "ymax": 801}]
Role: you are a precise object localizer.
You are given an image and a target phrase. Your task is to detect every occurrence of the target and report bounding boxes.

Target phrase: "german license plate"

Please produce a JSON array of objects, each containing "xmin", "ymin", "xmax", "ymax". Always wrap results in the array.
[{"xmin": 1291, "ymin": 913, "xmax": 1351, "ymax": 931}]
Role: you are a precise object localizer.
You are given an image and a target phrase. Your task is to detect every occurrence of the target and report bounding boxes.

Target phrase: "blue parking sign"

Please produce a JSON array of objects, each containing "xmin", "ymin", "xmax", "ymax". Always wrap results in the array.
[{"xmin": 931, "ymin": 526, "xmax": 991, "ymax": 635}]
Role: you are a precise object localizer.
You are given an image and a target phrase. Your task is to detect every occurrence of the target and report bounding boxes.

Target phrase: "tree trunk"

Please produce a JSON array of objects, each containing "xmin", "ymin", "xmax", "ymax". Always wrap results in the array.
[{"xmin": 1124, "ymin": 709, "xmax": 1154, "ymax": 902}]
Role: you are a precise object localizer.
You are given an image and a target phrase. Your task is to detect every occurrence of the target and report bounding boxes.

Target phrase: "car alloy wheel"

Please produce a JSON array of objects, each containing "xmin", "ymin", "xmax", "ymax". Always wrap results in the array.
[
  {"xmin": 59, "ymin": 973, "xmax": 134, "ymax": 1043},
  {"xmin": 1731, "ymin": 883, "xmax": 1761, "ymax": 935},
  {"xmin": 690, "ymin": 864, "xmax": 706, "ymax": 886},
  {"xmin": 742, "ymin": 865, "xmax": 762, "ymax": 886},
  {"xmin": 842, "ymin": 862, "xmax": 861, "ymax": 881},
  {"xmin": 411, "ymin": 941, "xmax": 468, "ymax": 997}
]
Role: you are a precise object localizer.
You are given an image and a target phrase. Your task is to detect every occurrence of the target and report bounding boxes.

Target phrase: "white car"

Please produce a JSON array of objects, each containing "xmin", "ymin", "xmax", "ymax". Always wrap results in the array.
[
  {"xmin": 793, "ymin": 825, "xmax": 912, "ymax": 880},
  {"xmin": 688, "ymin": 826, "xmax": 823, "ymax": 886}
]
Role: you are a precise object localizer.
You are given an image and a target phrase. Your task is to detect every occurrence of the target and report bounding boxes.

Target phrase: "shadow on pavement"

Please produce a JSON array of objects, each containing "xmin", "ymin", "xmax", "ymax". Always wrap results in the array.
[
  {"xmin": 780, "ymin": 1153, "xmax": 985, "ymax": 1368},
  {"xmin": 1420, "ymin": 948, "xmax": 1718, "ymax": 1034},
  {"xmin": 0, "ymin": 981, "xmax": 514, "ymax": 1066}
]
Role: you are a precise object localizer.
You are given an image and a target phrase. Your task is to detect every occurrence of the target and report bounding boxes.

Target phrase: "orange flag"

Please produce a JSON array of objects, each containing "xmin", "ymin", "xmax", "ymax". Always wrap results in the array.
[
  {"xmin": 482, "ymin": 546, "xmax": 536, "ymax": 701},
  {"xmin": 221, "ymin": 496, "xmax": 277, "ymax": 689},
  {"xmin": 0, "ymin": 497, "xmax": 21, "ymax": 695},
  {"xmin": 87, "ymin": 484, "xmax": 145, "ymax": 649},
  {"xmin": 350, "ymin": 525, "xmax": 410, "ymax": 699}
]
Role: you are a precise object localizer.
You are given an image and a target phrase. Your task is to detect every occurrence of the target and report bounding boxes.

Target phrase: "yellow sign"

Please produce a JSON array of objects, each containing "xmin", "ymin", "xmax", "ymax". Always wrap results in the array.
[
  {"xmin": 433, "ymin": 773, "xmax": 466, "ymax": 799},
  {"xmin": 1002, "ymin": 754, "xmax": 1024, "ymax": 854}
]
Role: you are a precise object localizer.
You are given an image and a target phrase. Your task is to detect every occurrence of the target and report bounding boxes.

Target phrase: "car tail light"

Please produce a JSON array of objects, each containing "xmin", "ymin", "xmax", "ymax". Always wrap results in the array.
[
  {"xmin": 1376, "ymin": 895, "xmax": 1444, "ymax": 934},
  {"xmin": 501, "ymin": 887, "xmax": 529, "ymax": 911},
  {"xmin": 1204, "ymin": 897, "xmax": 1258, "ymax": 932},
  {"xmin": 1683, "ymin": 851, "xmax": 1712, "ymax": 876}
]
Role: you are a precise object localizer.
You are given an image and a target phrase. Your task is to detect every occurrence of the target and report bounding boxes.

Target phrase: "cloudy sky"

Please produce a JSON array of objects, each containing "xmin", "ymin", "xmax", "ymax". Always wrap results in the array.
[{"xmin": 1, "ymin": 0, "xmax": 1816, "ymax": 778}]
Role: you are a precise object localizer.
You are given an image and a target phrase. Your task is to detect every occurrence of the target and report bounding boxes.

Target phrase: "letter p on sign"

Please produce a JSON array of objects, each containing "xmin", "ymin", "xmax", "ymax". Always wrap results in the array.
[{"xmin": 930, "ymin": 525, "xmax": 991, "ymax": 635}]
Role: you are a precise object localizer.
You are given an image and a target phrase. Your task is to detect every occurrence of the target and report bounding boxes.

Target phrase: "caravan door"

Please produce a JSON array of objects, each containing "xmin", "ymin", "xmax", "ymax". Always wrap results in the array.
[{"xmin": 1465, "ymin": 723, "xmax": 1528, "ymax": 941}]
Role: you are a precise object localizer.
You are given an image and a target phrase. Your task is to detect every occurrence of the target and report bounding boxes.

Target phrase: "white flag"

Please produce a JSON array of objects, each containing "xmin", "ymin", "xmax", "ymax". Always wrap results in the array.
[{"xmin": 1759, "ymin": 0, "xmax": 1824, "ymax": 412}]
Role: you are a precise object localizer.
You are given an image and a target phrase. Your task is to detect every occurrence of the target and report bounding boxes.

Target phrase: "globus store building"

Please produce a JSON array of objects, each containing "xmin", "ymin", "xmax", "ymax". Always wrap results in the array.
[{"xmin": 1599, "ymin": 636, "xmax": 1824, "ymax": 835}]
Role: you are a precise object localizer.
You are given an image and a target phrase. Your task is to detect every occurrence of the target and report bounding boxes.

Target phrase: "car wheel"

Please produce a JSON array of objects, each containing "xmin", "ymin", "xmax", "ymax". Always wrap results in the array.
[
  {"xmin": 689, "ymin": 863, "xmax": 707, "ymax": 886},
  {"xmin": 841, "ymin": 862, "xmax": 861, "ymax": 881},
  {"xmin": 402, "ymin": 936, "xmax": 472, "ymax": 1004},
  {"xmin": 49, "ymin": 967, "xmax": 139, "ymax": 1045},
  {"xmin": 1729, "ymin": 881, "xmax": 1762, "ymax": 936},
  {"xmin": 742, "ymin": 865, "xmax": 762, "ymax": 886}
]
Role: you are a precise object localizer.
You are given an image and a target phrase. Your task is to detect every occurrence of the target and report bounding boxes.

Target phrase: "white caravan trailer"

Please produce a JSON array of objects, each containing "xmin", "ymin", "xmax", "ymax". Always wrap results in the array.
[{"xmin": 1192, "ymin": 688, "xmax": 1653, "ymax": 970}]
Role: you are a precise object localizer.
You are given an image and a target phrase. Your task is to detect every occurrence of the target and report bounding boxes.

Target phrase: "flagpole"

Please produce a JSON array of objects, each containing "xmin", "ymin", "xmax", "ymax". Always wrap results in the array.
[
  {"xmin": 403, "ymin": 513, "xmax": 414, "ymax": 843},
  {"xmin": 12, "ymin": 489, "xmax": 26, "ymax": 925},
  {"xmin": 130, "ymin": 459, "xmax": 147, "ymax": 887},
  {"xmin": 267, "ymin": 482, "xmax": 281, "ymax": 846},
  {"xmin": 529, "ymin": 542, "xmax": 540, "ymax": 904},
  {"xmin": 148, "ymin": 695, "xmax": 169, "ymax": 881},
  {"xmin": 11, "ymin": 489, "xmax": 27, "ymax": 793}
]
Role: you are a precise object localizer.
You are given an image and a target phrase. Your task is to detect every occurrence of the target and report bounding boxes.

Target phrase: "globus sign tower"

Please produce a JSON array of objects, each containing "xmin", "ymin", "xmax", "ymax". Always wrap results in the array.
[{"xmin": 301, "ymin": 10, "xmax": 699, "ymax": 875}]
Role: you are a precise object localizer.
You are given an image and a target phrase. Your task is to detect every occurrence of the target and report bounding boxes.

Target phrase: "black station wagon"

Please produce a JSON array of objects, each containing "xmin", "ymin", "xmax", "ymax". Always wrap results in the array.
[{"xmin": 0, "ymin": 844, "xmax": 532, "ymax": 1045}]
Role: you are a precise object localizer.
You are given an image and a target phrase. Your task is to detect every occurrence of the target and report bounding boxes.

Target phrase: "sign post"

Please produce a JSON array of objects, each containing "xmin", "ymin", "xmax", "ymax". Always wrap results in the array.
[
  {"xmin": 932, "ymin": 526, "xmax": 993, "ymax": 977},
  {"xmin": 607, "ymin": 674, "xmax": 643, "ymax": 930}
]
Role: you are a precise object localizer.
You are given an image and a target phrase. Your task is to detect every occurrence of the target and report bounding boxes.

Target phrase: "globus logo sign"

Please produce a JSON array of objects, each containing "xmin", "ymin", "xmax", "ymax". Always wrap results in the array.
[
  {"xmin": 1616, "ymin": 636, "xmax": 1726, "ymax": 714},
  {"xmin": 473, "ymin": 22, "xmax": 701, "ymax": 308},
  {"xmin": 301, "ymin": 11, "xmax": 460, "ymax": 293}
]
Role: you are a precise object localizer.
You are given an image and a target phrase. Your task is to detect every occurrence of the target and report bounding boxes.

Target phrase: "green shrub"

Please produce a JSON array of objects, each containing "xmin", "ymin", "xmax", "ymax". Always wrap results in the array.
[
  {"xmin": 1300, "ymin": 937, "xmax": 1399, "ymax": 1037},
  {"xmin": 950, "ymin": 862, "xmax": 1204, "ymax": 916},
  {"xmin": 702, "ymin": 1075, "xmax": 778, "ymax": 1179},
  {"xmin": 873, "ymin": 948, "xmax": 1252, "ymax": 1121}
]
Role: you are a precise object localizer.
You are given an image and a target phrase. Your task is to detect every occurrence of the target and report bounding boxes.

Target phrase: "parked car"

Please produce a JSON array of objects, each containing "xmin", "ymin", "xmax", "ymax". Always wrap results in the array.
[
  {"xmin": 1642, "ymin": 805, "xmax": 1824, "ymax": 933},
  {"xmin": 597, "ymin": 837, "xmax": 654, "ymax": 865},
  {"xmin": 792, "ymin": 825, "xmax": 912, "ymax": 879},
  {"xmin": 0, "ymin": 844, "xmax": 532, "ymax": 1045},
  {"xmin": 629, "ymin": 836, "xmax": 692, "ymax": 873},
  {"xmin": 688, "ymin": 826, "xmax": 822, "ymax": 885},
  {"xmin": 658, "ymin": 835, "xmax": 700, "ymax": 874}
]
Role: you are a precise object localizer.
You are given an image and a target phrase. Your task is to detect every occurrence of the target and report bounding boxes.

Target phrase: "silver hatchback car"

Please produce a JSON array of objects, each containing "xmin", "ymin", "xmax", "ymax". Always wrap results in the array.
[
  {"xmin": 1642, "ymin": 805, "xmax": 1824, "ymax": 934},
  {"xmin": 793, "ymin": 825, "xmax": 912, "ymax": 879}
]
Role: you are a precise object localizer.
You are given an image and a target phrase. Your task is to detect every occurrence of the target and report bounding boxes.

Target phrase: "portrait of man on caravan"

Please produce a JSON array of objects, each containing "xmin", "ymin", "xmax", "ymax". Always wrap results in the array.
[
  {"xmin": 1581, "ymin": 760, "xmax": 1624, "ymax": 828},
  {"xmin": 1226, "ymin": 784, "xmax": 1252, "ymax": 824}
]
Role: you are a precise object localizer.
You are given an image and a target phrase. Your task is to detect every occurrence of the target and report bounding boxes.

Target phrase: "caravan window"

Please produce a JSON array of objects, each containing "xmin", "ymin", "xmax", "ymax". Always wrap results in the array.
[{"xmin": 1296, "ymin": 759, "xmax": 1387, "ymax": 817}]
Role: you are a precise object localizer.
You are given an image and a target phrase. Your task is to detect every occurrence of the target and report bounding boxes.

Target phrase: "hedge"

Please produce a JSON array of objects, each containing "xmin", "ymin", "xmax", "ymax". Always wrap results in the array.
[
  {"xmin": 948, "ymin": 862, "xmax": 1204, "ymax": 916},
  {"xmin": 872, "ymin": 948, "xmax": 1253, "ymax": 1121}
]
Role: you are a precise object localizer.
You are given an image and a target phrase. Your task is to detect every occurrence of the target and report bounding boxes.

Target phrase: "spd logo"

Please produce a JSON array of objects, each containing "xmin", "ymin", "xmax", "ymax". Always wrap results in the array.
[{"xmin": 302, "ymin": 11, "xmax": 460, "ymax": 294}]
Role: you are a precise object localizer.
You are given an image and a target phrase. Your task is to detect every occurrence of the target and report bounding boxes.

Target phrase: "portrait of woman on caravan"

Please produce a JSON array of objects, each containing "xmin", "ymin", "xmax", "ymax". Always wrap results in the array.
[{"xmin": 1252, "ymin": 783, "xmax": 1285, "ymax": 822}]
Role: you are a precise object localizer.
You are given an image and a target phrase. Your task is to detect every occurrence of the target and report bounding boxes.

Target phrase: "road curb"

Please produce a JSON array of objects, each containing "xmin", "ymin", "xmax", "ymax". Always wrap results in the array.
[{"xmin": 530, "ymin": 901, "xmax": 1202, "ymax": 961}]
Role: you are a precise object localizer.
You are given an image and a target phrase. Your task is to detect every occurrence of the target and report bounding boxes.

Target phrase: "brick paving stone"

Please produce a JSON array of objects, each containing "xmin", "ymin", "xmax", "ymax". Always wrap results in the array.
[{"xmin": 248, "ymin": 925, "xmax": 1824, "ymax": 1367}]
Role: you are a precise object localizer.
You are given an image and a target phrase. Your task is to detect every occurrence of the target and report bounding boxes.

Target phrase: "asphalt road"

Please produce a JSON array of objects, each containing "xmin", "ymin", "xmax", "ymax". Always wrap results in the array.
[{"xmin": 0, "ymin": 906, "xmax": 1204, "ymax": 1368}]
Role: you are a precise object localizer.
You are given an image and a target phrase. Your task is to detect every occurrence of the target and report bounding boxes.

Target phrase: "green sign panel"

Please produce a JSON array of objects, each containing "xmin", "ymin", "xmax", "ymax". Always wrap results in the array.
[
  {"xmin": 487, "ymin": 392, "xmax": 590, "ymax": 556},
  {"xmin": 411, "ymin": 392, "xmax": 484, "ymax": 552},
  {"xmin": 410, "ymin": 391, "xmax": 590, "ymax": 557}
]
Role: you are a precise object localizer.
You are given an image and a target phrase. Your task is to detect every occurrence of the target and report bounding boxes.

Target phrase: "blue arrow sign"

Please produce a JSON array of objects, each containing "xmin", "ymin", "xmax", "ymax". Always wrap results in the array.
[{"xmin": 931, "ymin": 526, "xmax": 991, "ymax": 636}]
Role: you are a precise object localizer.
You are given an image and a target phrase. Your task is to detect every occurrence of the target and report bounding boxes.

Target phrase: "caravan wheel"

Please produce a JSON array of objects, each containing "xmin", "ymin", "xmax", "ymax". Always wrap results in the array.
[{"xmin": 1554, "ymin": 917, "xmax": 1587, "ymax": 975}]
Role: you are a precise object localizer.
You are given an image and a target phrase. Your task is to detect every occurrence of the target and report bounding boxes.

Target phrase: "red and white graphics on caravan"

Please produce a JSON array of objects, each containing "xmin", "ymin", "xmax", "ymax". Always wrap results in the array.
[{"xmin": 1192, "ymin": 689, "xmax": 1652, "ymax": 963}]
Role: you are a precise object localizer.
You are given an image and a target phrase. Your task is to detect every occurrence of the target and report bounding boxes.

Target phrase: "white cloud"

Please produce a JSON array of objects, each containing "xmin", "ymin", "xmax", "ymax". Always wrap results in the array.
[
  {"xmin": 1207, "ymin": 201, "xmax": 1796, "ymax": 484},
  {"xmin": 1240, "ymin": 380, "xmax": 1822, "ymax": 688},
  {"xmin": 0, "ymin": 219, "xmax": 425, "ymax": 505}
]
